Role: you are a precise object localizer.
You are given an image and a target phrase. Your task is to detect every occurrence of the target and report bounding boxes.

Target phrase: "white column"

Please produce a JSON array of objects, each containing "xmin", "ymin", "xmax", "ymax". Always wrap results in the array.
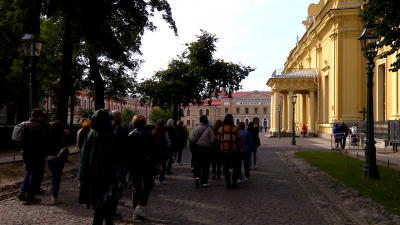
[
  {"xmin": 301, "ymin": 94, "xmax": 307, "ymax": 126},
  {"xmin": 274, "ymin": 90, "xmax": 280, "ymax": 135},
  {"xmin": 309, "ymin": 89, "xmax": 316, "ymax": 131},
  {"xmin": 270, "ymin": 91, "xmax": 275, "ymax": 133},
  {"xmin": 282, "ymin": 93, "xmax": 288, "ymax": 132},
  {"xmin": 287, "ymin": 90, "xmax": 294, "ymax": 133}
]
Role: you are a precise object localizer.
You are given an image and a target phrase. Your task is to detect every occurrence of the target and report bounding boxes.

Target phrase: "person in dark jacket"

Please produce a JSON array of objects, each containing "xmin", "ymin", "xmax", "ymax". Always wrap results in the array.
[
  {"xmin": 165, "ymin": 119, "xmax": 180, "ymax": 175},
  {"xmin": 339, "ymin": 122, "xmax": 349, "ymax": 149},
  {"xmin": 247, "ymin": 122, "xmax": 259, "ymax": 170},
  {"xmin": 47, "ymin": 121, "xmax": 67, "ymax": 205},
  {"xmin": 17, "ymin": 108, "xmax": 46, "ymax": 204},
  {"xmin": 128, "ymin": 114, "xmax": 161, "ymax": 220},
  {"xmin": 36, "ymin": 111, "xmax": 50, "ymax": 194},
  {"xmin": 151, "ymin": 119, "xmax": 171, "ymax": 185},
  {"xmin": 175, "ymin": 121, "xmax": 187, "ymax": 164},
  {"xmin": 237, "ymin": 122, "xmax": 256, "ymax": 182},
  {"xmin": 79, "ymin": 109, "xmax": 124, "ymax": 225},
  {"xmin": 77, "ymin": 119, "xmax": 91, "ymax": 187},
  {"xmin": 333, "ymin": 123, "xmax": 340, "ymax": 149},
  {"xmin": 211, "ymin": 120, "xmax": 223, "ymax": 179}
]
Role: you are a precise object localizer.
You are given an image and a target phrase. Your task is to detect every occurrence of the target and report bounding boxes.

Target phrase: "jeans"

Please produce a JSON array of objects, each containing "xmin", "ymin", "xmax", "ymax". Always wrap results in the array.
[
  {"xmin": 249, "ymin": 153, "xmax": 257, "ymax": 167},
  {"xmin": 211, "ymin": 149, "xmax": 221, "ymax": 177},
  {"xmin": 159, "ymin": 157, "xmax": 167, "ymax": 182},
  {"xmin": 21, "ymin": 153, "xmax": 42, "ymax": 198},
  {"xmin": 132, "ymin": 175, "xmax": 154, "ymax": 209},
  {"xmin": 193, "ymin": 146, "xmax": 211, "ymax": 184},
  {"xmin": 93, "ymin": 196, "xmax": 118, "ymax": 225},
  {"xmin": 238, "ymin": 153, "xmax": 251, "ymax": 179},
  {"xmin": 47, "ymin": 158, "xmax": 65, "ymax": 198},
  {"xmin": 222, "ymin": 152, "xmax": 240, "ymax": 185}
]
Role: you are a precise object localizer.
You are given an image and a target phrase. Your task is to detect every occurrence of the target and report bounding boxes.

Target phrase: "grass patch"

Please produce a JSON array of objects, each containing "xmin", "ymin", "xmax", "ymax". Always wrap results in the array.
[{"xmin": 295, "ymin": 151, "xmax": 400, "ymax": 215}]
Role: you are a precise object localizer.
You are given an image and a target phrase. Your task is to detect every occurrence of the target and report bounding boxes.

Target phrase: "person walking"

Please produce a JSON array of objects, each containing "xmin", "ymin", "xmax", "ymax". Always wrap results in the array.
[
  {"xmin": 36, "ymin": 111, "xmax": 50, "ymax": 194},
  {"xmin": 76, "ymin": 119, "xmax": 91, "ymax": 188},
  {"xmin": 211, "ymin": 120, "xmax": 223, "ymax": 179},
  {"xmin": 301, "ymin": 124, "xmax": 307, "ymax": 138},
  {"xmin": 247, "ymin": 122, "xmax": 259, "ymax": 170},
  {"xmin": 333, "ymin": 123, "xmax": 340, "ymax": 149},
  {"xmin": 175, "ymin": 121, "xmax": 187, "ymax": 164},
  {"xmin": 259, "ymin": 125, "xmax": 263, "ymax": 133},
  {"xmin": 216, "ymin": 114, "xmax": 242, "ymax": 189},
  {"xmin": 47, "ymin": 121, "xmax": 67, "ymax": 205},
  {"xmin": 339, "ymin": 122, "xmax": 349, "ymax": 149},
  {"xmin": 151, "ymin": 119, "xmax": 171, "ymax": 185},
  {"xmin": 127, "ymin": 114, "xmax": 161, "ymax": 220},
  {"xmin": 237, "ymin": 122, "xmax": 256, "ymax": 182},
  {"xmin": 79, "ymin": 109, "xmax": 124, "ymax": 225},
  {"xmin": 17, "ymin": 108, "xmax": 46, "ymax": 204},
  {"xmin": 189, "ymin": 115, "xmax": 215, "ymax": 187},
  {"xmin": 350, "ymin": 123, "xmax": 358, "ymax": 146},
  {"xmin": 165, "ymin": 119, "xmax": 180, "ymax": 175}
]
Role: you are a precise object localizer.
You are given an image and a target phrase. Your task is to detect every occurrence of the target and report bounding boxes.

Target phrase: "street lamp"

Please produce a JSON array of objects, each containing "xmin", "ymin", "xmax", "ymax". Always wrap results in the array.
[
  {"xmin": 358, "ymin": 21, "xmax": 380, "ymax": 180},
  {"xmin": 18, "ymin": 33, "xmax": 43, "ymax": 118},
  {"xmin": 290, "ymin": 92, "xmax": 297, "ymax": 145},
  {"xmin": 277, "ymin": 104, "xmax": 281, "ymax": 138}
]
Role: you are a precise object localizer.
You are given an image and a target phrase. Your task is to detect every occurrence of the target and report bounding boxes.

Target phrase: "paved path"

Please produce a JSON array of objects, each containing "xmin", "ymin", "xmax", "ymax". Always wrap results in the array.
[{"xmin": 0, "ymin": 134, "xmax": 392, "ymax": 224}]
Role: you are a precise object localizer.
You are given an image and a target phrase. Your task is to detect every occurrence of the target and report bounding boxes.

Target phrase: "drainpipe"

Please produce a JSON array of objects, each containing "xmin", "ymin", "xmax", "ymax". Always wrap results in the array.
[{"xmin": 307, "ymin": 15, "xmax": 320, "ymax": 135}]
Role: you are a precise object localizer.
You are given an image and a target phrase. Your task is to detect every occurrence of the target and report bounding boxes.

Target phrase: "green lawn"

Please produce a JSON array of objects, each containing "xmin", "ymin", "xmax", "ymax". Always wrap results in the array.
[{"xmin": 295, "ymin": 151, "xmax": 400, "ymax": 215}]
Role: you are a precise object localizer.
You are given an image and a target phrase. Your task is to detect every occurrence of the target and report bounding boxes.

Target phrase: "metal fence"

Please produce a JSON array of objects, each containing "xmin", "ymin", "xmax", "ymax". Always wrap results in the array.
[
  {"xmin": 388, "ymin": 120, "xmax": 400, "ymax": 142},
  {"xmin": 343, "ymin": 121, "xmax": 388, "ymax": 140}
]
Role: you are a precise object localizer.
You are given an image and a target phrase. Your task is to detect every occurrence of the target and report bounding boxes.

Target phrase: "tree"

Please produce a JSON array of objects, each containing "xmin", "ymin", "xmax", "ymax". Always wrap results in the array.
[
  {"xmin": 359, "ymin": 0, "xmax": 400, "ymax": 71},
  {"xmin": 137, "ymin": 31, "xmax": 255, "ymax": 124},
  {"xmin": 148, "ymin": 107, "xmax": 174, "ymax": 125},
  {"xmin": 121, "ymin": 108, "xmax": 138, "ymax": 127}
]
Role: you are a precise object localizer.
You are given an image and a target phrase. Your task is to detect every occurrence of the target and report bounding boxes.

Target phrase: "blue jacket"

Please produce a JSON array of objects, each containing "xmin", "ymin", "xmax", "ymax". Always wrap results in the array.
[
  {"xmin": 239, "ymin": 129, "xmax": 256, "ymax": 153},
  {"xmin": 332, "ymin": 123, "xmax": 340, "ymax": 137}
]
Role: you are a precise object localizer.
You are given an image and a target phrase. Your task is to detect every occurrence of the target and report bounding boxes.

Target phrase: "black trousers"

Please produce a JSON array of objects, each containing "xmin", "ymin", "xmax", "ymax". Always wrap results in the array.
[
  {"xmin": 241, "ymin": 153, "xmax": 251, "ymax": 178},
  {"xmin": 193, "ymin": 145, "xmax": 211, "ymax": 184},
  {"xmin": 132, "ymin": 174, "xmax": 154, "ymax": 209},
  {"xmin": 211, "ymin": 149, "xmax": 222, "ymax": 177},
  {"xmin": 222, "ymin": 152, "xmax": 240, "ymax": 185},
  {"xmin": 93, "ymin": 196, "xmax": 118, "ymax": 225}
]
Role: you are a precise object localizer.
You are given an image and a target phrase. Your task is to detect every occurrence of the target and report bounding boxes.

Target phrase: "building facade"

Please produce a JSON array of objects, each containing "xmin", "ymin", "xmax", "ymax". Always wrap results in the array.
[
  {"xmin": 267, "ymin": 0, "xmax": 400, "ymax": 138},
  {"xmin": 181, "ymin": 90, "xmax": 272, "ymax": 128}
]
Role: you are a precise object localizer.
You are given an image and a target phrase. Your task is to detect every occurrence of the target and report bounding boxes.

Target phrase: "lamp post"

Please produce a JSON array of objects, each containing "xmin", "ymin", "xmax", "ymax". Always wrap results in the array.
[
  {"xmin": 277, "ymin": 104, "xmax": 281, "ymax": 138},
  {"xmin": 358, "ymin": 22, "xmax": 380, "ymax": 179},
  {"xmin": 291, "ymin": 92, "xmax": 297, "ymax": 145},
  {"xmin": 18, "ymin": 33, "xmax": 43, "ymax": 118}
]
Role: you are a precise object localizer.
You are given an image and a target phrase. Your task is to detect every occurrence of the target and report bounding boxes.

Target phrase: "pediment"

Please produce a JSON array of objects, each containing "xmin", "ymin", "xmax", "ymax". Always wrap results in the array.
[{"xmin": 235, "ymin": 91, "xmax": 270, "ymax": 100}]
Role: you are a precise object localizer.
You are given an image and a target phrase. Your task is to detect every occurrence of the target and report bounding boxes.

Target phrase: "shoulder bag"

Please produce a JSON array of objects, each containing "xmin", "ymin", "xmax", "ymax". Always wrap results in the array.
[
  {"xmin": 57, "ymin": 136, "xmax": 69, "ymax": 159},
  {"xmin": 190, "ymin": 126, "xmax": 208, "ymax": 152}
]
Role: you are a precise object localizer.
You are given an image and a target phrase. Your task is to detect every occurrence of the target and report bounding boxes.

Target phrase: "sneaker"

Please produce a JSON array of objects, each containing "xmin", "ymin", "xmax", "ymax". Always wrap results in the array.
[
  {"xmin": 113, "ymin": 213, "xmax": 122, "ymax": 219},
  {"xmin": 191, "ymin": 167, "xmax": 195, "ymax": 173},
  {"xmin": 195, "ymin": 177, "xmax": 200, "ymax": 186},
  {"xmin": 159, "ymin": 181, "xmax": 167, "ymax": 185},
  {"xmin": 237, "ymin": 179, "xmax": 243, "ymax": 184},
  {"xmin": 78, "ymin": 182, "xmax": 81, "ymax": 188},
  {"xmin": 25, "ymin": 197, "xmax": 41, "ymax": 204},
  {"xmin": 211, "ymin": 174, "xmax": 216, "ymax": 180},
  {"xmin": 17, "ymin": 191, "xmax": 26, "ymax": 201},
  {"xmin": 51, "ymin": 197, "xmax": 61, "ymax": 205},
  {"xmin": 232, "ymin": 183, "xmax": 239, "ymax": 189},
  {"xmin": 133, "ymin": 206, "xmax": 146, "ymax": 218},
  {"xmin": 202, "ymin": 183, "xmax": 209, "ymax": 187}
]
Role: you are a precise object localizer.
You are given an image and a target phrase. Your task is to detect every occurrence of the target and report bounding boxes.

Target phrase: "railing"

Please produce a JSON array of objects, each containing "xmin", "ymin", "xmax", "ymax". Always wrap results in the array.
[
  {"xmin": 271, "ymin": 68, "xmax": 317, "ymax": 78},
  {"xmin": 343, "ymin": 121, "xmax": 388, "ymax": 140},
  {"xmin": 388, "ymin": 121, "xmax": 400, "ymax": 142}
]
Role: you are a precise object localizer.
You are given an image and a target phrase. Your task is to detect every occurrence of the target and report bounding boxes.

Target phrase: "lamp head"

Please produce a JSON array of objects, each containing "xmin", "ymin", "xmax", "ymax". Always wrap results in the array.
[
  {"xmin": 18, "ymin": 33, "xmax": 43, "ymax": 57},
  {"xmin": 358, "ymin": 21, "xmax": 379, "ymax": 61},
  {"xmin": 291, "ymin": 92, "xmax": 297, "ymax": 104},
  {"xmin": 277, "ymin": 104, "xmax": 281, "ymax": 112}
]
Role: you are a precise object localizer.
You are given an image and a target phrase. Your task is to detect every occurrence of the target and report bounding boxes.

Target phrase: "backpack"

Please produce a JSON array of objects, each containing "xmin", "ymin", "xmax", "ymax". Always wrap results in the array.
[{"xmin": 11, "ymin": 122, "xmax": 27, "ymax": 143}]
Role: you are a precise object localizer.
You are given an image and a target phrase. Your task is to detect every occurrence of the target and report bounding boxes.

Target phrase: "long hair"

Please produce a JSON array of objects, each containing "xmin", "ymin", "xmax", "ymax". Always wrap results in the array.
[
  {"xmin": 247, "ymin": 122, "xmax": 255, "ymax": 132},
  {"xmin": 50, "ymin": 121, "xmax": 65, "ymax": 136},
  {"xmin": 212, "ymin": 119, "xmax": 223, "ymax": 132},
  {"xmin": 223, "ymin": 114, "xmax": 234, "ymax": 126}
]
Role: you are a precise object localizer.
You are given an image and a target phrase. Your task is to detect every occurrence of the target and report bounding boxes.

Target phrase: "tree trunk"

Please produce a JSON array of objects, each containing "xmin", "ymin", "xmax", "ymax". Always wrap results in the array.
[
  {"xmin": 56, "ymin": 14, "xmax": 73, "ymax": 126},
  {"xmin": 89, "ymin": 53, "xmax": 105, "ymax": 110}
]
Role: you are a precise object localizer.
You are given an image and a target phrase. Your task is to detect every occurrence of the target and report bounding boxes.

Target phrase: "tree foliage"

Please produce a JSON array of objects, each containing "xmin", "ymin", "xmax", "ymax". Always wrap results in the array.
[
  {"xmin": 121, "ymin": 107, "xmax": 138, "ymax": 127},
  {"xmin": 137, "ymin": 30, "xmax": 255, "ymax": 124},
  {"xmin": 148, "ymin": 107, "xmax": 174, "ymax": 125},
  {"xmin": 359, "ymin": 0, "xmax": 400, "ymax": 71}
]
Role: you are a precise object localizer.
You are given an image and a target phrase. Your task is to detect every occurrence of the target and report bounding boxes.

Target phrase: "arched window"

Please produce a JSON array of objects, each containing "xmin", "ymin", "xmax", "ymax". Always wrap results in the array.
[
  {"xmin": 245, "ymin": 118, "xmax": 249, "ymax": 126},
  {"xmin": 206, "ymin": 109, "xmax": 209, "ymax": 116},
  {"xmin": 187, "ymin": 109, "xmax": 190, "ymax": 116},
  {"xmin": 200, "ymin": 109, "xmax": 203, "ymax": 116},
  {"xmin": 236, "ymin": 118, "xmax": 240, "ymax": 126}
]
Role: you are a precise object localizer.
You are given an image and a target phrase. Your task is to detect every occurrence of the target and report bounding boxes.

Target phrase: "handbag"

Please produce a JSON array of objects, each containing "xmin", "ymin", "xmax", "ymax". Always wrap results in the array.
[
  {"xmin": 57, "ymin": 136, "xmax": 69, "ymax": 159},
  {"xmin": 255, "ymin": 137, "xmax": 261, "ymax": 147}
]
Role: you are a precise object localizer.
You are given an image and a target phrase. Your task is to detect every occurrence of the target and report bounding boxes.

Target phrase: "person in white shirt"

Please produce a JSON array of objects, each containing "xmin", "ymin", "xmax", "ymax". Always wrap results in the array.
[{"xmin": 350, "ymin": 123, "xmax": 358, "ymax": 146}]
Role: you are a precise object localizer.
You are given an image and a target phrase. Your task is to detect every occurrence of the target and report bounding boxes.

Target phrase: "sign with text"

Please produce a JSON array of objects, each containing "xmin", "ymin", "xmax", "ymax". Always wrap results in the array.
[{"xmin": 236, "ymin": 102, "xmax": 270, "ymax": 105}]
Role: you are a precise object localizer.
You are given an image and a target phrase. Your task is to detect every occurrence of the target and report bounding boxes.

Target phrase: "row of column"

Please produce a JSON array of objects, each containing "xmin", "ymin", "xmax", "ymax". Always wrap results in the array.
[{"xmin": 270, "ymin": 89, "xmax": 317, "ymax": 136}]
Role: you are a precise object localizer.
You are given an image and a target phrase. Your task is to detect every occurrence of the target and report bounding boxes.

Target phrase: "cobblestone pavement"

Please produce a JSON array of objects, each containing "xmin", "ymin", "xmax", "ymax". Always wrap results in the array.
[{"xmin": 0, "ymin": 135, "xmax": 353, "ymax": 224}]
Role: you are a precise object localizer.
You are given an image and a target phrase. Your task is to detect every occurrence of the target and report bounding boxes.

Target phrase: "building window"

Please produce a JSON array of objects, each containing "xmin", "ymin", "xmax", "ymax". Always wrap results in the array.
[
  {"xmin": 264, "ymin": 107, "xmax": 267, "ymax": 114},
  {"xmin": 254, "ymin": 108, "xmax": 258, "ymax": 114},
  {"xmin": 91, "ymin": 100, "xmax": 94, "ymax": 109},
  {"xmin": 206, "ymin": 109, "xmax": 209, "ymax": 116},
  {"xmin": 84, "ymin": 100, "xmax": 87, "ymax": 109},
  {"xmin": 236, "ymin": 118, "xmax": 240, "ymax": 126},
  {"xmin": 225, "ymin": 108, "xmax": 228, "ymax": 114},
  {"xmin": 187, "ymin": 120, "xmax": 190, "ymax": 125},
  {"xmin": 245, "ymin": 108, "xmax": 249, "ymax": 114},
  {"xmin": 200, "ymin": 109, "xmax": 203, "ymax": 116},
  {"xmin": 187, "ymin": 109, "xmax": 190, "ymax": 116},
  {"xmin": 245, "ymin": 119, "xmax": 249, "ymax": 126},
  {"xmin": 117, "ymin": 105, "xmax": 120, "ymax": 110},
  {"xmin": 236, "ymin": 108, "xmax": 240, "ymax": 114}
]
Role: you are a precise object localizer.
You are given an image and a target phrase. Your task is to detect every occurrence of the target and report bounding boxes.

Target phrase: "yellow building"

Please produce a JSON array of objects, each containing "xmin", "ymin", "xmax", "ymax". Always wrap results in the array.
[{"xmin": 267, "ymin": 0, "xmax": 400, "ymax": 138}]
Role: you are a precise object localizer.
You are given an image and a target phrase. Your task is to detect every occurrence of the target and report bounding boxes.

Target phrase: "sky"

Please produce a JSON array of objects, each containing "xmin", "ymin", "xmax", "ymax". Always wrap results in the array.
[{"xmin": 137, "ymin": 0, "xmax": 314, "ymax": 91}]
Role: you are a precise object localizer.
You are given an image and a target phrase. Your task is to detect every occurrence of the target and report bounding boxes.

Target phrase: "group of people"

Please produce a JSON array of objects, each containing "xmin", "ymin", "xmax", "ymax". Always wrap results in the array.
[
  {"xmin": 333, "ymin": 122, "xmax": 359, "ymax": 149},
  {"xmin": 17, "ymin": 108, "xmax": 68, "ymax": 205},
  {"xmin": 15, "ymin": 108, "xmax": 261, "ymax": 224},
  {"xmin": 189, "ymin": 114, "xmax": 260, "ymax": 189}
]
